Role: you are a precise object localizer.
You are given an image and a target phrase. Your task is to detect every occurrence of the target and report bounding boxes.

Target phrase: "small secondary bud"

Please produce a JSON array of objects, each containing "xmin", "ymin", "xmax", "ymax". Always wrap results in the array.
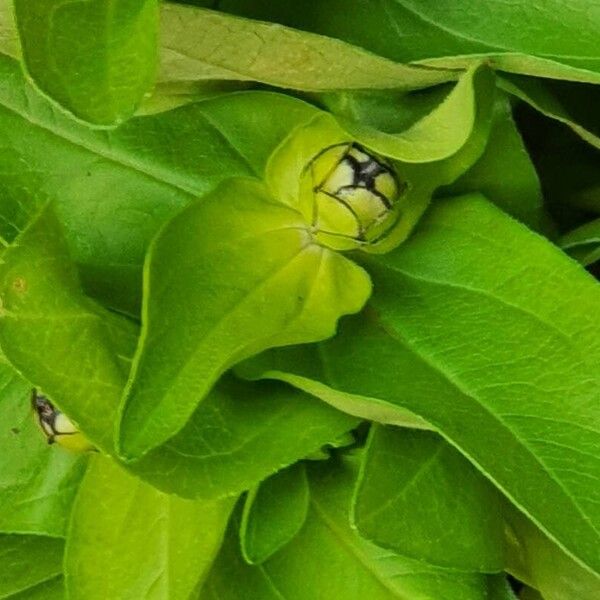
[{"xmin": 32, "ymin": 390, "xmax": 95, "ymax": 452}]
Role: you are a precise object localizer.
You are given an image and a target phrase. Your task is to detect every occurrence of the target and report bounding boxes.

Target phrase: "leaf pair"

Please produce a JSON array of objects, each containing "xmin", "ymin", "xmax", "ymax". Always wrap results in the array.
[
  {"xmin": 240, "ymin": 194, "xmax": 600, "ymax": 579},
  {"xmin": 202, "ymin": 457, "xmax": 514, "ymax": 600}
]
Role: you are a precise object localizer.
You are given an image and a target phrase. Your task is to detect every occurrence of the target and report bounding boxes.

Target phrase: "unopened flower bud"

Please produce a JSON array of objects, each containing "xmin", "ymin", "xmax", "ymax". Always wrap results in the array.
[
  {"xmin": 306, "ymin": 143, "xmax": 405, "ymax": 250},
  {"xmin": 32, "ymin": 390, "xmax": 95, "ymax": 452}
]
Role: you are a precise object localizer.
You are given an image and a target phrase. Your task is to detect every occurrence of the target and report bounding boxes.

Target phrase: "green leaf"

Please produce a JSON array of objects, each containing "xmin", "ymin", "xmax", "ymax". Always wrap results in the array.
[
  {"xmin": 499, "ymin": 75, "xmax": 600, "ymax": 150},
  {"xmin": 310, "ymin": 194, "xmax": 600, "ymax": 576},
  {"xmin": 0, "ymin": 198, "xmax": 357, "ymax": 498},
  {"xmin": 218, "ymin": 0, "xmax": 600, "ymax": 82},
  {"xmin": 0, "ymin": 53, "xmax": 319, "ymax": 315},
  {"xmin": 505, "ymin": 505, "xmax": 600, "ymax": 600},
  {"xmin": 13, "ymin": 0, "xmax": 158, "ymax": 125},
  {"xmin": 0, "ymin": 534, "xmax": 64, "ymax": 599},
  {"xmin": 442, "ymin": 93, "xmax": 551, "ymax": 233},
  {"xmin": 0, "ymin": 359, "xmax": 87, "ymax": 537},
  {"xmin": 158, "ymin": 3, "xmax": 454, "ymax": 91},
  {"xmin": 240, "ymin": 462, "xmax": 309, "ymax": 564},
  {"xmin": 118, "ymin": 177, "xmax": 370, "ymax": 458},
  {"xmin": 237, "ymin": 346, "xmax": 432, "ymax": 431},
  {"xmin": 128, "ymin": 376, "xmax": 359, "ymax": 499},
  {"xmin": 0, "ymin": 202, "xmax": 138, "ymax": 453},
  {"xmin": 353, "ymin": 425, "xmax": 504, "ymax": 572},
  {"xmin": 65, "ymin": 454, "xmax": 234, "ymax": 600},
  {"xmin": 8, "ymin": 577, "xmax": 64, "ymax": 600},
  {"xmin": 560, "ymin": 218, "xmax": 600, "ymax": 266},
  {"xmin": 201, "ymin": 457, "xmax": 500, "ymax": 600},
  {"xmin": 337, "ymin": 66, "xmax": 493, "ymax": 164},
  {"xmin": 0, "ymin": 0, "xmax": 17, "ymax": 60}
]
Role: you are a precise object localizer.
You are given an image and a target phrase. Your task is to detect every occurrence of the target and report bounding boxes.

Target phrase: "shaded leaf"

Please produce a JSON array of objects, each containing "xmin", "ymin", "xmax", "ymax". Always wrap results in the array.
[
  {"xmin": 505, "ymin": 505, "xmax": 600, "ymax": 600},
  {"xmin": 240, "ymin": 463, "xmax": 309, "ymax": 564},
  {"xmin": 8, "ymin": 577, "xmax": 64, "ymax": 600},
  {"xmin": 0, "ymin": 535, "xmax": 63, "ymax": 599},
  {"xmin": 500, "ymin": 74, "xmax": 600, "ymax": 149},
  {"xmin": 353, "ymin": 425, "xmax": 504, "ymax": 572},
  {"xmin": 13, "ymin": 0, "xmax": 158, "ymax": 125},
  {"xmin": 129, "ymin": 377, "xmax": 359, "ymax": 499},
  {"xmin": 560, "ymin": 218, "xmax": 600, "ymax": 266},
  {"xmin": 159, "ymin": 3, "xmax": 454, "ymax": 91},
  {"xmin": 201, "ymin": 457, "xmax": 500, "ymax": 599},
  {"xmin": 338, "ymin": 66, "xmax": 493, "ymax": 164},
  {"xmin": 442, "ymin": 93, "xmax": 550, "ymax": 232}
]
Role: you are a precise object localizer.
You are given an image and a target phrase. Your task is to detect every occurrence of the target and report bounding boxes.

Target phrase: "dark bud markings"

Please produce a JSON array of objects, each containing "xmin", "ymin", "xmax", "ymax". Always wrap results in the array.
[
  {"xmin": 306, "ymin": 143, "xmax": 405, "ymax": 249},
  {"xmin": 31, "ymin": 390, "xmax": 95, "ymax": 452}
]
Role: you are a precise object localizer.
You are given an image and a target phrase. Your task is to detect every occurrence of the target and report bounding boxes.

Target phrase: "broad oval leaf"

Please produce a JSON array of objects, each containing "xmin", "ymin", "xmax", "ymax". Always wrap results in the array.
[
  {"xmin": 118, "ymin": 177, "xmax": 371, "ymax": 458},
  {"xmin": 159, "ymin": 3, "xmax": 454, "ymax": 91},
  {"xmin": 240, "ymin": 462, "xmax": 309, "ymax": 565},
  {"xmin": 353, "ymin": 425, "xmax": 504, "ymax": 572},
  {"xmin": 65, "ymin": 455, "xmax": 234, "ymax": 600},
  {"xmin": 201, "ymin": 457, "xmax": 502, "ymax": 600},
  {"xmin": 312, "ymin": 195, "xmax": 600, "ymax": 576},
  {"xmin": 13, "ymin": 0, "xmax": 159, "ymax": 125},
  {"xmin": 218, "ymin": 0, "xmax": 600, "ymax": 83}
]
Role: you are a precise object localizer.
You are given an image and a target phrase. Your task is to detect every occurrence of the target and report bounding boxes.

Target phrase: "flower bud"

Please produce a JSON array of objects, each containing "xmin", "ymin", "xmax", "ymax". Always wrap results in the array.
[
  {"xmin": 306, "ymin": 143, "xmax": 405, "ymax": 250},
  {"xmin": 32, "ymin": 390, "xmax": 95, "ymax": 452}
]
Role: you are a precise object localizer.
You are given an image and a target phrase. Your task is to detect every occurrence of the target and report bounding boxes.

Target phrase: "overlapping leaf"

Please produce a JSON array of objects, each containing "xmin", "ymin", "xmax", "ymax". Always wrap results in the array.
[
  {"xmin": 218, "ymin": 0, "xmax": 600, "ymax": 82},
  {"xmin": 354, "ymin": 425, "xmax": 504, "ymax": 572},
  {"xmin": 0, "ymin": 53, "xmax": 320, "ymax": 315},
  {"xmin": 130, "ymin": 376, "xmax": 358, "ymax": 499},
  {"xmin": 505, "ymin": 505, "xmax": 600, "ymax": 600},
  {"xmin": 561, "ymin": 218, "xmax": 600, "ymax": 267},
  {"xmin": 0, "ymin": 200, "xmax": 357, "ymax": 499},
  {"xmin": 159, "ymin": 3, "xmax": 454, "ymax": 90},
  {"xmin": 243, "ymin": 195, "xmax": 600, "ymax": 576},
  {"xmin": 240, "ymin": 463, "xmax": 309, "ymax": 564},
  {"xmin": 201, "ymin": 457, "xmax": 505, "ymax": 599},
  {"xmin": 13, "ymin": 0, "xmax": 159, "ymax": 125},
  {"xmin": 442, "ymin": 93, "xmax": 549, "ymax": 232},
  {"xmin": 0, "ymin": 535, "xmax": 64, "ymax": 599},
  {"xmin": 65, "ymin": 455, "xmax": 234, "ymax": 600}
]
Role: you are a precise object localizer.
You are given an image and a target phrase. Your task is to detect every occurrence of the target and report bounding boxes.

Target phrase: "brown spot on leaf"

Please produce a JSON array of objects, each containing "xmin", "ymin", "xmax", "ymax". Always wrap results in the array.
[{"xmin": 12, "ymin": 277, "xmax": 27, "ymax": 293}]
